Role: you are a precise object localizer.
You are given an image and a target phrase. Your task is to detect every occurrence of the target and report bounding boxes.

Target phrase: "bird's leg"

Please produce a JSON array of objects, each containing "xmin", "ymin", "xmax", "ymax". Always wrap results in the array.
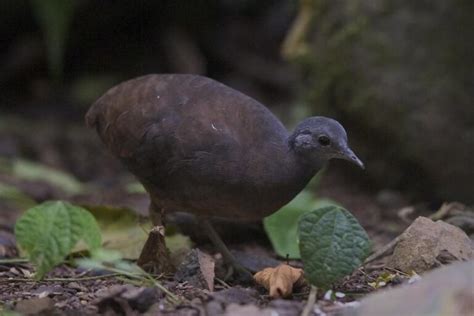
[
  {"xmin": 199, "ymin": 218, "xmax": 253, "ymax": 282},
  {"xmin": 137, "ymin": 202, "xmax": 174, "ymax": 274}
]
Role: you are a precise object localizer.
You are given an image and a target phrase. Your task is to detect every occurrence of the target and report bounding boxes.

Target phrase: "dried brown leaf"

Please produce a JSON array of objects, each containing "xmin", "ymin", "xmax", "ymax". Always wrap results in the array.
[{"xmin": 254, "ymin": 264, "xmax": 303, "ymax": 298}]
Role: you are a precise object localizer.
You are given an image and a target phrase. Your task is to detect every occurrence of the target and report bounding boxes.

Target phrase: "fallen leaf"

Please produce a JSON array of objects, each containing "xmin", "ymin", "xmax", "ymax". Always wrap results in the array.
[
  {"xmin": 254, "ymin": 264, "xmax": 304, "ymax": 298},
  {"xmin": 174, "ymin": 249, "xmax": 215, "ymax": 291}
]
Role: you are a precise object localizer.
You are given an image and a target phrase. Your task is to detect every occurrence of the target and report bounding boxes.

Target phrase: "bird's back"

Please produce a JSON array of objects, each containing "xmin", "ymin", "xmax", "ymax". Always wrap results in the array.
[{"xmin": 86, "ymin": 74, "xmax": 300, "ymax": 219}]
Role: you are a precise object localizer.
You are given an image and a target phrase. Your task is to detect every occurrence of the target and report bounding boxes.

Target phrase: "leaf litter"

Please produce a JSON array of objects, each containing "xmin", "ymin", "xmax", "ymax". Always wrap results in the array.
[{"xmin": 1, "ymin": 118, "xmax": 472, "ymax": 315}]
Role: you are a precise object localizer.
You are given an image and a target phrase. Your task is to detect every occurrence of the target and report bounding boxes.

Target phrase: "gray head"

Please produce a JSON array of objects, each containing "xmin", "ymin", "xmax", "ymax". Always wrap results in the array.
[{"xmin": 289, "ymin": 116, "xmax": 364, "ymax": 169}]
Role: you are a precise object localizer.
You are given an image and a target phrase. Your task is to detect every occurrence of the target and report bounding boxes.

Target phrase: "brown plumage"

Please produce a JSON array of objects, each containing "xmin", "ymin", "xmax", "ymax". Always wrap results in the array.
[{"xmin": 87, "ymin": 74, "xmax": 363, "ymax": 221}]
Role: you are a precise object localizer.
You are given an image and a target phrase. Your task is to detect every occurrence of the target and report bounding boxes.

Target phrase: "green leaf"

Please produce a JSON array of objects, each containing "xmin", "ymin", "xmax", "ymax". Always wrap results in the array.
[
  {"xmin": 14, "ymin": 201, "xmax": 101, "ymax": 279},
  {"xmin": 13, "ymin": 159, "xmax": 84, "ymax": 195},
  {"xmin": 298, "ymin": 206, "xmax": 371, "ymax": 289},
  {"xmin": 263, "ymin": 191, "xmax": 337, "ymax": 258},
  {"xmin": 82, "ymin": 205, "xmax": 191, "ymax": 260},
  {"xmin": 76, "ymin": 248, "xmax": 140, "ymax": 274},
  {"xmin": 81, "ymin": 205, "xmax": 149, "ymax": 260},
  {"xmin": 165, "ymin": 232, "xmax": 193, "ymax": 256}
]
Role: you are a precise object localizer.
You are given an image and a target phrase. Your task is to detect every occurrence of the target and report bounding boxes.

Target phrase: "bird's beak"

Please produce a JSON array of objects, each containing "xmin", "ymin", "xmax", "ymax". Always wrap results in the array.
[{"xmin": 339, "ymin": 147, "xmax": 365, "ymax": 169}]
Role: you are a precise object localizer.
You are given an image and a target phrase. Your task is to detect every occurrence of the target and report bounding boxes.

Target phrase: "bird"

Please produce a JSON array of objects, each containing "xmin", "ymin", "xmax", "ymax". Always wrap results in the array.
[{"xmin": 86, "ymin": 74, "xmax": 364, "ymax": 278}]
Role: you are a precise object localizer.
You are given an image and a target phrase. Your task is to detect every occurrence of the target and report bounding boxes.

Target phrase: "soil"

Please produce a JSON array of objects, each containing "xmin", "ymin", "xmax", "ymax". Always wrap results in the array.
[{"xmin": 0, "ymin": 117, "xmax": 416, "ymax": 315}]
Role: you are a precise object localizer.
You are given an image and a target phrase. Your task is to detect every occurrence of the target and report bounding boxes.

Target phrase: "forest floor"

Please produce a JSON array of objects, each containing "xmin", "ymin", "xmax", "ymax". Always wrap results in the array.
[{"xmin": 0, "ymin": 116, "xmax": 471, "ymax": 315}]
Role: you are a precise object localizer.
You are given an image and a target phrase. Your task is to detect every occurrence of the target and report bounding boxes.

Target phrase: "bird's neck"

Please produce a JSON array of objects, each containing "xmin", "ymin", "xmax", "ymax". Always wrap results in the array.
[
  {"xmin": 245, "ymin": 145, "xmax": 318, "ymax": 217},
  {"xmin": 282, "ymin": 141, "xmax": 321, "ymax": 187},
  {"xmin": 253, "ymin": 139, "xmax": 320, "ymax": 196}
]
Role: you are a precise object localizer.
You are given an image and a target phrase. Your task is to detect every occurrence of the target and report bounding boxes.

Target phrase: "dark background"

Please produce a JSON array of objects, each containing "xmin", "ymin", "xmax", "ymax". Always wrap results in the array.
[{"xmin": 1, "ymin": 0, "xmax": 473, "ymax": 213}]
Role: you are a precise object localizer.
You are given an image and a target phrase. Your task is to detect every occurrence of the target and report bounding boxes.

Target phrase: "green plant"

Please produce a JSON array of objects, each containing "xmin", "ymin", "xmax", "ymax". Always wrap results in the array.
[
  {"xmin": 76, "ymin": 249, "xmax": 180, "ymax": 304},
  {"xmin": 263, "ymin": 191, "xmax": 337, "ymax": 258},
  {"xmin": 15, "ymin": 201, "xmax": 101, "ymax": 279},
  {"xmin": 298, "ymin": 206, "xmax": 371, "ymax": 289}
]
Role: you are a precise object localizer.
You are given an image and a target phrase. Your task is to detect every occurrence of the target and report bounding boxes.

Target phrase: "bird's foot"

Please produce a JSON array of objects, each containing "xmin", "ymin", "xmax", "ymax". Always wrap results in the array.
[
  {"xmin": 199, "ymin": 218, "xmax": 254, "ymax": 283},
  {"xmin": 223, "ymin": 262, "xmax": 254, "ymax": 284}
]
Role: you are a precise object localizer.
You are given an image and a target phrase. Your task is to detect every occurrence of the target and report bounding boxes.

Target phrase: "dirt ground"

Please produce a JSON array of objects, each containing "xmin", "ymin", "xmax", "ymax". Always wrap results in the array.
[{"xmin": 0, "ymin": 118, "xmax": 422, "ymax": 315}]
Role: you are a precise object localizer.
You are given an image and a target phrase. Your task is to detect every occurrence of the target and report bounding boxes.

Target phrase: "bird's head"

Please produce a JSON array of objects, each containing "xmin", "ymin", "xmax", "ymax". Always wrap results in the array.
[{"xmin": 289, "ymin": 116, "xmax": 364, "ymax": 169}]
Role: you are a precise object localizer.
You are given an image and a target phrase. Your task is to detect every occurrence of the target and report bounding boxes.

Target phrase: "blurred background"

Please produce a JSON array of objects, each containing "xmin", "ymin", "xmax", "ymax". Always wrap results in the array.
[{"xmin": 1, "ymin": 0, "xmax": 473, "ymax": 240}]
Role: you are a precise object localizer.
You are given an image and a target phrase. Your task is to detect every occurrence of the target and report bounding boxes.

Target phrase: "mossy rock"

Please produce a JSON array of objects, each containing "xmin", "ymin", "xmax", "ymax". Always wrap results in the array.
[{"xmin": 297, "ymin": 0, "xmax": 474, "ymax": 202}]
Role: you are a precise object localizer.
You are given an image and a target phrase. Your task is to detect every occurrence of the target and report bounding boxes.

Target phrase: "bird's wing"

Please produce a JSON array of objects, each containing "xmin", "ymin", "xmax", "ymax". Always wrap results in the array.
[{"xmin": 86, "ymin": 74, "xmax": 286, "ymax": 184}]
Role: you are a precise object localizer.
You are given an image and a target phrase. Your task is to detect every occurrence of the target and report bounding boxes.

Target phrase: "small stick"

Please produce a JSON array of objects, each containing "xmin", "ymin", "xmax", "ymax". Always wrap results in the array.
[
  {"xmin": 363, "ymin": 236, "xmax": 401, "ymax": 265},
  {"xmin": 214, "ymin": 277, "xmax": 231, "ymax": 289},
  {"xmin": 0, "ymin": 258, "xmax": 29, "ymax": 264},
  {"xmin": 0, "ymin": 273, "xmax": 122, "ymax": 283},
  {"xmin": 301, "ymin": 285, "xmax": 318, "ymax": 316}
]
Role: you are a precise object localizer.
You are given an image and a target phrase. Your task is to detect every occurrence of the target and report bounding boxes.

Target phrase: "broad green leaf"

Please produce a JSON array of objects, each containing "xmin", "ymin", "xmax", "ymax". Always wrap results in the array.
[
  {"xmin": 83, "ymin": 205, "xmax": 191, "ymax": 260},
  {"xmin": 13, "ymin": 159, "xmax": 84, "ymax": 195},
  {"xmin": 166, "ymin": 232, "xmax": 192, "ymax": 253},
  {"xmin": 76, "ymin": 248, "xmax": 142, "ymax": 275},
  {"xmin": 82, "ymin": 205, "xmax": 149, "ymax": 259},
  {"xmin": 15, "ymin": 201, "xmax": 101, "ymax": 279},
  {"xmin": 298, "ymin": 206, "xmax": 371, "ymax": 289},
  {"xmin": 263, "ymin": 191, "xmax": 337, "ymax": 258}
]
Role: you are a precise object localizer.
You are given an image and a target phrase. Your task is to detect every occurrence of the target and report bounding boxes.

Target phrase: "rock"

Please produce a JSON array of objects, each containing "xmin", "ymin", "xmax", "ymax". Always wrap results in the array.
[
  {"xmin": 387, "ymin": 216, "xmax": 473, "ymax": 273},
  {"xmin": 174, "ymin": 249, "xmax": 215, "ymax": 291},
  {"xmin": 123, "ymin": 287, "xmax": 163, "ymax": 313},
  {"xmin": 205, "ymin": 300, "xmax": 225, "ymax": 316},
  {"xmin": 231, "ymin": 250, "xmax": 281, "ymax": 273},
  {"xmin": 15, "ymin": 297, "xmax": 55, "ymax": 315},
  {"xmin": 343, "ymin": 260, "xmax": 474, "ymax": 316},
  {"xmin": 267, "ymin": 299, "xmax": 304, "ymax": 316},
  {"xmin": 223, "ymin": 300, "xmax": 303, "ymax": 316},
  {"xmin": 210, "ymin": 287, "xmax": 259, "ymax": 305},
  {"xmin": 299, "ymin": 0, "xmax": 474, "ymax": 203},
  {"xmin": 225, "ymin": 304, "xmax": 272, "ymax": 316},
  {"xmin": 94, "ymin": 284, "xmax": 163, "ymax": 314}
]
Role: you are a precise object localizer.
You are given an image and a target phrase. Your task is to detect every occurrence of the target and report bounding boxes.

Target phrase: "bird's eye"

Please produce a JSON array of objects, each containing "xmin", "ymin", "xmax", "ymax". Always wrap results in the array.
[{"xmin": 318, "ymin": 135, "xmax": 330, "ymax": 146}]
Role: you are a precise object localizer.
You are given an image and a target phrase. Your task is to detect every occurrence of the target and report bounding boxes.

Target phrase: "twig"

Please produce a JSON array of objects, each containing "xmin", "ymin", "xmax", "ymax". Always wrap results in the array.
[
  {"xmin": 383, "ymin": 266, "xmax": 410, "ymax": 277},
  {"xmin": 301, "ymin": 285, "xmax": 318, "ymax": 316},
  {"xmin": 0, "ymin": 258, "xmax": 29, "ymax": 264},
  {"xmin": 363, "ymin": 236, "xmax": 400, "ymax": 265},
  {"xmin": 364, "ymin": 263, "xmax": 385, "ymax": 272},
  {"xmin": 0, "ymin": 273, "xmax": 122, "ymax": 283},
  {"xmin": 102, "ymin": 266, "xmax": 181, "ymax": 305},
  {"xmin": 429, "ymin": 202, "xmax": 465, "ymax": 221},
  {"xmin": 214, "ymin": 277, "xmax": 231, "ymax": 289}
]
